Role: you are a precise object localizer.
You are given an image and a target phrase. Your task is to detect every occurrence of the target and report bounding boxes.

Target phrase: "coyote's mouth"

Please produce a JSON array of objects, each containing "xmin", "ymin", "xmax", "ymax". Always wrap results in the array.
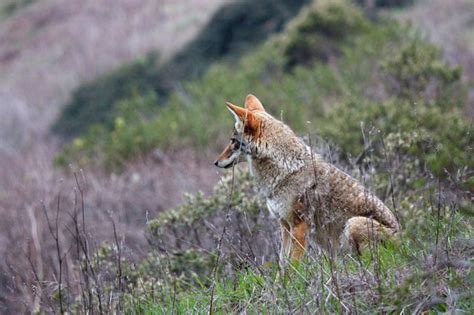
[{"xmin": 223, "ymin": 160, "xmax": 236, "ymax": 169}]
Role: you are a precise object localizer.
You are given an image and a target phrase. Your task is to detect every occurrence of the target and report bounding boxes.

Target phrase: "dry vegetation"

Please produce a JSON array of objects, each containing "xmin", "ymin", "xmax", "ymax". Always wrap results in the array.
[
  {"xmin": 0, "ymin": 145, "xmax": 218, "ymax": 313},
  {"xmin": 0, "ymin": 3, "xmax": 225, "ymax": 309}
]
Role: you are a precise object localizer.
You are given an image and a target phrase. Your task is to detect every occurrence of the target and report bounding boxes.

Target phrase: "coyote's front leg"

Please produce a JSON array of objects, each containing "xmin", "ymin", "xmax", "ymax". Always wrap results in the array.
[
  {"xmin": 279, "ymin": 217, "xmax": 307, "ymax": 265},
  {"xmin": 279, "ymin": 220, "xmax": 291, "ymax": 263},
  {"xmin": 279, "ymin": 200, "xmax": 308, "ymax": 265},
  {"xmin": 290, "ymin": 215, "xmax": 307, "ymax": 262}
]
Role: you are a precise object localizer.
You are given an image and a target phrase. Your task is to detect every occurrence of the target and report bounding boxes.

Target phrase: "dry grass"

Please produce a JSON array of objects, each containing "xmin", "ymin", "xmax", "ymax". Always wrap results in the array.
[{"xmin": 0, "ymin": 142, "xmax": 218, "ymax": 313}]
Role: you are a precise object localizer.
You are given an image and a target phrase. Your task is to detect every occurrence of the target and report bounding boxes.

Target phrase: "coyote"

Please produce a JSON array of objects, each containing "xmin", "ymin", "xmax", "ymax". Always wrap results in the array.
[{"xmin": 214, "ymin": 94, "xmax": 400, "ymax": 263}]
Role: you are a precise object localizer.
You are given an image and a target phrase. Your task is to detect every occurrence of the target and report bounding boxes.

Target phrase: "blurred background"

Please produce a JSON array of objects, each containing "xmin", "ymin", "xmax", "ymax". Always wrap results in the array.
[{"xmin": 0, "ymin": 0, "xmax": 472, "ymax": 313}]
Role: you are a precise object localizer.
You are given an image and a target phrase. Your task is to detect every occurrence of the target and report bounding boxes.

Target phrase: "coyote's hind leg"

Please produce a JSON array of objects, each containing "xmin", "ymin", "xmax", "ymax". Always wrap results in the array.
[{"xmin": 341, "ymin": 216, "xmax": 397, "ymax": 255}]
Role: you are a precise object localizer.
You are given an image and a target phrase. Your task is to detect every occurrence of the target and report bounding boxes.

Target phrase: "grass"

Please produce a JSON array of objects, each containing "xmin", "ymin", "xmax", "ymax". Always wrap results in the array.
[
  {"xmin": 135, "ymin": 211, "xmax": 473, "ymax": 313},
  {"xmin": 130, "ymin": 162, "xmax": 472, "ymax": 314}
]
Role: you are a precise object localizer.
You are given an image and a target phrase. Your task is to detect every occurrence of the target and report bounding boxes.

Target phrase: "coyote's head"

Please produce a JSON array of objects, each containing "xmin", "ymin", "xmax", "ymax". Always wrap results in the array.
[{"xmin": 214, "ymin": 94, "xmax": 266, "ymax": 168}]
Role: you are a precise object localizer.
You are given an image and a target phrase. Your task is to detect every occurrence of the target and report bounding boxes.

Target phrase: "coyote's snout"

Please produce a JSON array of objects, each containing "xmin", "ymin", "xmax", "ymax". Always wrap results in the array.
[
  {"xmin": 214, "ymin": 132, "xmax": 247, "ymax": 169},
  {"xmin": 215, "ymin": 94, "xmax": 400, "ymax": 264}
]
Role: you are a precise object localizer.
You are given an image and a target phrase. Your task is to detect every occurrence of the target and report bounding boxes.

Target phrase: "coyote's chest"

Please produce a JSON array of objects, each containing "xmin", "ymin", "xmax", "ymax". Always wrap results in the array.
[
  {"xmin": 261, "ymin": 168, "xmax": 316, "ymax": 220},
  {"xmin": 266, "ymin": 197, "xmax": 293, "ymax": 219}
]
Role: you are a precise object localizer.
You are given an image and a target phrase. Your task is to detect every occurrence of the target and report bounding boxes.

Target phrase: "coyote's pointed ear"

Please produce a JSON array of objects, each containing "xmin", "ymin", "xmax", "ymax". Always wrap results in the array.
[
  {"xmin": 244, "ymin": 94, "xmax": 265, "ymax": 112},
  {"xmin": 226, "ymin": 102, "xmax": 260, "ymax": 135},
  {"xmin": 226, "ymin": 102, "xmax": 246, "ymax": 132}
]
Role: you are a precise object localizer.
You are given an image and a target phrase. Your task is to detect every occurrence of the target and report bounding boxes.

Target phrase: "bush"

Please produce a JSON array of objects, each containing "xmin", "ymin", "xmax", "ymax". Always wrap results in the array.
[
  {"xmin": 283, "ymin": 0, "xmax": 369, "ymax": 67},
  {"xmin": 52, "ymin": 54, "xmax": 161, "ymax": 138},
  {"xmin": 54, "ymin": 91, "xmax": 159, "ymax": 170},
  {"xmin": 46, "ymin": 140, "xmax": 474, "ymax": 313},
  {"xmin": 148, "ymin": 170, "xmax": 263, "ymax": 232},
  {"xmin": 55, "ymin": 1, "xmax": 472, "ymax": 184},
  {"xmin": 140, "ymin": 146, "xmax": 472, "ymax": 313},
  {"xmin": 319, "ymin": 99, "xmax": 473, "ymax": 181},
  {"xmin": 382, "ymin": 39, "xmax": 463, "ymax": 103}
]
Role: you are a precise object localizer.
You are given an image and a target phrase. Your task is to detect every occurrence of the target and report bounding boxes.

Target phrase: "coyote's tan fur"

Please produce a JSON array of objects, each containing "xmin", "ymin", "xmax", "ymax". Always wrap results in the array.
[{"xmin": 214, "ymin": 95, "xmax": 400, "ymax": 263}]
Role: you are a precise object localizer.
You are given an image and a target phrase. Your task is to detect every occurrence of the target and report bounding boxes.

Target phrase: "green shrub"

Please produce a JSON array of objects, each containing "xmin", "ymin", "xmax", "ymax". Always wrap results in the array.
[
  {"xmin": 54, "ymin": 91, "xmax": 159, "ymax": 170},
  {"xmin": 52, "ymin": 139, "xmax": 473, "ymax": 313},
  {"xmin": 139, "ymin": 145, "xmax": 472, "ymax": 313},
  {"xmin": 283, "ymin": 0, "xmax": 369, "ymax": 67},
  {"xmin": 55, "ymin": 2, "xmax": 472, "ymax": 183},
  {"xmin": 52, "ymin": 54, "xmax": 161, "ymax": 138},
  {"xmin": 148, "ymin": 170, "xmax": 263, "ymax": 232},
  {"xmin": 319, "ymin": 99, "xmax": 473, "ymax": 180},
  {"xmin": 382, "ymin": 39, "xmax": 463, "ymax": 103}
]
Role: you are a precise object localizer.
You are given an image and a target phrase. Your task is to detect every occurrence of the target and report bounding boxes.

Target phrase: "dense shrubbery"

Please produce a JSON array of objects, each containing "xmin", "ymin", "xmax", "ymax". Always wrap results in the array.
[
  {"xmin": 283, "ymin": 0, "xmax": 369, "ymax": 66},
  {"xmin": 54, "ymin": 91, "xmax": 159, "ymax": 170},
  {"xmin": 138, "ymin": 151, "xmax": 472, "ymax": 313},
  {"xmin": 382, "ymin": 39, "xmax": 463, "ymax": 102},
  {"xmin": 320, "ymin": 99, "xmax": 473, "ymax": 178}
]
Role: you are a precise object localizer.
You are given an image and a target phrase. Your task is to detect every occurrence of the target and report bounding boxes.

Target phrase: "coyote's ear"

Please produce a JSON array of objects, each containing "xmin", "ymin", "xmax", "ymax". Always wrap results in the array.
[
  {"xmin": 226, "ymin": 102, "xmax": 260, "ymax": 135},
  {"xmin": 226, "ymin": 102, "xmax": 246, "ymax": 132},
  {"xmin": 244, "ymin": 94, "xmax": 265, "ymax": 112}
]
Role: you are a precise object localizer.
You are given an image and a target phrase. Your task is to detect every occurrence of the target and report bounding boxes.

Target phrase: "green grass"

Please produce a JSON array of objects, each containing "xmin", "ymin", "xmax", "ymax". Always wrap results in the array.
[
  {"xmin": 130, "ymin": 213, "xmax": 473, "ymax": 314},
  {"xmin": 127, "ymin": 162, "xmax": 471, "ymax": 314}
]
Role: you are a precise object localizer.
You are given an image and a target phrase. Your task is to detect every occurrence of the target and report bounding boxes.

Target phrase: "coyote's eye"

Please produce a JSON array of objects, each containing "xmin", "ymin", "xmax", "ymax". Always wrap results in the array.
[{"xmin": 230, "ymin": 138, "xmax": 241, "ymax": 150}]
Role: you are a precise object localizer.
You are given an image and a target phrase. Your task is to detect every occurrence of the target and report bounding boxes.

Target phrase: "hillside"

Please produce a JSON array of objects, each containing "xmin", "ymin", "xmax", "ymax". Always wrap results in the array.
[
  {"xmin": 52, "ymin": 0, "xmax": 310, "ymax": 137},
  {"xmin": 0, "ymin": 0, "xmax": 223, "ymax": 149},
  {"xmin": 0, "ymin": 0, "xmax": 472, "ymax": 313}
]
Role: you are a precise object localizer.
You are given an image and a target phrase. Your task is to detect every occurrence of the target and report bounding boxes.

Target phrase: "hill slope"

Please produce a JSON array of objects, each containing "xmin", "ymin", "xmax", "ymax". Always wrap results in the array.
[{"xmin": 0, "ymin": 0, "xmax": 223, "ymax": 149}]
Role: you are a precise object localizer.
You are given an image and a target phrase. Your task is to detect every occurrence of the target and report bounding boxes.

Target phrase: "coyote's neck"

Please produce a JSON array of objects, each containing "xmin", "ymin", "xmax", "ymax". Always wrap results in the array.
[{"xmin": 251, "ymin": 136, "xmax": 311, "ymax": 193}]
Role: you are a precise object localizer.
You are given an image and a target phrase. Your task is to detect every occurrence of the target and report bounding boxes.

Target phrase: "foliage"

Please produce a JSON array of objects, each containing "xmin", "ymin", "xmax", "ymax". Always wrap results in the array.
[
  {"xmin": 382, "ymin": 38, "xmax": 463, "ymax": 102},
  {"xmin": 283, "ymin": 0, "xmax": 369, "ymax": 67},
  {"xmin": 319, "ymin": 99, "xmax": 473, "ymax": 180},
  {"xmin": 53, "ymin": 0, "xmax": 310, "ymax": 138},
  {"xmin": 56, "ymin": 11, "xmax": 471, "ymax": 183},
  {"xmin": 140, "ymin": 144, "xmax": 472, "ymax": 313},
  {"xmin": 54, "ymin": 91, "xmax": 158, "ymax": 170},
  {"xmin": 52, "ymin": 54, "xmax": 161, "ymax": 138},
  {"xmin": 148, "ymin": 170, "xmax": 263, "ymax": 230}
]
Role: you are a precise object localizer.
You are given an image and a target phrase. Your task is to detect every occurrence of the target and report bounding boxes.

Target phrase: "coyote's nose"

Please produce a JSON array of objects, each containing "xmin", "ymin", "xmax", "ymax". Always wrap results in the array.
[{"xmin": 214, "ymin": 160, "xmax": 218, "ymax": 166}]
